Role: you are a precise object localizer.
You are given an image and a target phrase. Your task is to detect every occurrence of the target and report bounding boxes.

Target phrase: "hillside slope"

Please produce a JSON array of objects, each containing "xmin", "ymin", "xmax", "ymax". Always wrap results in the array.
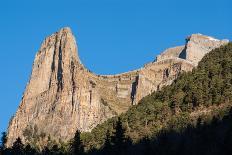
[
  {"xmin": 81, "ymin": 43, "xmax": 232, "ymax": 152},
  {"xmin": 7, "ymin": 27, "xmax": 228, "ymax": 147},
  {"xmin": 2, "ymin": 43, "xmax": 232, "ymax": 155}
]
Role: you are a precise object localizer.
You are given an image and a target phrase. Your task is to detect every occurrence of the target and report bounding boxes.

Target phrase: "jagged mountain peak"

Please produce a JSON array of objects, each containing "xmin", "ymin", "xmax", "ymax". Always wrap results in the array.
[
  {"xmin": 6, "ymin": 28, "xmax": 229, "ymax": 147},
  {"xmin": 38, "ymin": 27, "xmax": 79, "ymax": 62},
  {"xmin": 156, "ymin": 33, "xmax": 229, "ymax": 65},
  {"xmin": 184, "ymin": 33, "xmax": 229, "ymax": 65}
]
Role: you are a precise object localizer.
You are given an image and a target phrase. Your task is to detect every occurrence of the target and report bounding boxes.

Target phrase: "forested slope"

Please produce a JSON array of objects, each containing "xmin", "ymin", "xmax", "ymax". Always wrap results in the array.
[
  {"xmin": 81, "ymin": 43, "xmax": 232, "ymax": 153},
  {"xmin": 1, "ymin": 43, "xmax": 232, "ymax": 155}
]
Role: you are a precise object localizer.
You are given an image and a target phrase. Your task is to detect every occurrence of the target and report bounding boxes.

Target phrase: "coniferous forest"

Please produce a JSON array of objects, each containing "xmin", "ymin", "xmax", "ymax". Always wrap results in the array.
[{"xmin": 1, "ymin": 43, "xmax": 232, "ymax": 155}]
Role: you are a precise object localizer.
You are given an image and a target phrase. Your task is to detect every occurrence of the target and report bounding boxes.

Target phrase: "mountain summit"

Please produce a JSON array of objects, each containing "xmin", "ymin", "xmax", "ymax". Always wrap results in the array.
[{"xmin": 6, "ymin": 27, "xmax": 228, "ymax": 146}]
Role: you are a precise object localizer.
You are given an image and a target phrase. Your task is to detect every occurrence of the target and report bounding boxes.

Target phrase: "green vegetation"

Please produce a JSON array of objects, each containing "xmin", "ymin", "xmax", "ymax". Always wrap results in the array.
[
  {"xmin": 154, "ymin": 43, "xmax": 232, "ymax": 110},
  {"xmin": 1, "ymin": 43, "xmax": 232, "ymax": 155},
  {"xmin": 81, "ymin": 42, "xmax": 232, "ymax": 151},
  {"xmin": 70, "ymin": 131, "xmax": 84, "ymax": 155}
]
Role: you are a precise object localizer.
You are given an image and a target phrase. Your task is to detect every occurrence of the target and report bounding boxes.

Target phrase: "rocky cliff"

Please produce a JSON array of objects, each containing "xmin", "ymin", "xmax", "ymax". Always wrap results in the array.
[{"xmin": 6, "ymin": 28, "xmax": 228, "ymax": 147}]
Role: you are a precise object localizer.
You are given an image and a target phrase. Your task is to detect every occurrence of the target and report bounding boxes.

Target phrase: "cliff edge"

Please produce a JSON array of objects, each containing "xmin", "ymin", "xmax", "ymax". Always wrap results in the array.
[{"xmin": 7, "ymin": 28, "xmax": 228, "ymax": 146}]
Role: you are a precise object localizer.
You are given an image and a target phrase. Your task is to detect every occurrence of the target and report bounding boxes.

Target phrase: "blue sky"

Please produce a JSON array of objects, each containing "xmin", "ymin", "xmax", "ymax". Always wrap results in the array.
[{"xmin": 0, "ymin": 0, "xmax": 231, "ymax": 133}]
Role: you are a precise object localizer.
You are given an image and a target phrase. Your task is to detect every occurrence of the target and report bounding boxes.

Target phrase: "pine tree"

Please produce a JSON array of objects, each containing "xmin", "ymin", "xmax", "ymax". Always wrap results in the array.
[
  {"xmin": 42, "ymin": 146, "xmax": 51, "ymax": 155},
  {"xmin": 71, "ymin": 130, "xmax": 84, "ymax": 155},
  {"xmin": 103, "ymin": 130, "xmax": 112, "ymax": 155},
  {"xmin": 0, "ymin": 132, "xmax": 7, "ymax": 154},
  {"xmin": 0, "ymin": 132, "xmax": 7, "ymax": 149},
  {"xmin": 111, "ymin": 118, "xmax": 127, "ymax": 155},
  {"xmin": 24, "ymin": 144, "xmax": 37, "ymax": 155},
  {"xmin": 51, "ymin": 144, "xmax": 60, "ymax": 155},
  {"xmin": 12, "ymin": 137, "xmax": 24, "ymax": 155}
]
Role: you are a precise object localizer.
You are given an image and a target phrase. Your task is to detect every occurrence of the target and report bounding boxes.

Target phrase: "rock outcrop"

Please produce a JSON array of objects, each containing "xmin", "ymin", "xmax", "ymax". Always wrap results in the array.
[{"xmin": 7, "ymin": 28, "xmax": 229, "ymax": 147}]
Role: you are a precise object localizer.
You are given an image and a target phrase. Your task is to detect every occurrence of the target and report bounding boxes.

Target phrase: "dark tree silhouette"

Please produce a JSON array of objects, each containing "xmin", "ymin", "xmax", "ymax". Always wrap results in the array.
[
  {"xmin": 0, "ymin": 132, "xmax": 7, "ymax": 151},
  {"xmin": 12, "ymin": 137, "xmax": 24, "ymax": 155},
  {"xmin": 223, "ymin": 108, "xmax": 232, "ymax": 154},
  {"xmin": 143, "ymin": 136, "xmax": 153, "ymax": 155},
  {"xmin": 102, "ymin": 130, "xmax": 112, "ymax": 155},
  {"xmin": 0, "ymin": 132, "xmax": 7, "ymax": 155},
  {"xmin": 42, "ymin": 146, "xmax": 51, "ymax": 155},
  {"xmin": 24, "ymin": 144, "xmax": 37, "ymax": 155},
  {"xmin": 51, "ymin": 144, "xmax": 63, "ymax": 155},
  {"xmin": 2, "ymin": 43, "xmax": 232, "ymax": 155},
  {"xmin": 111, "ymin": 118, "xmax": 127, "ymax": 155},
  {"xmin": 71, "ymin": 130, "xmax": 84, "ymax": 155}
]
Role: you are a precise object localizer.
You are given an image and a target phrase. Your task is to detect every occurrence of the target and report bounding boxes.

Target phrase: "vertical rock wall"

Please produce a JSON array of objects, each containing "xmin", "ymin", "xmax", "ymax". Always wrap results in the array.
[{"xmin": 7, "ymin": 28, "xmax": 229, "ymax": 147}]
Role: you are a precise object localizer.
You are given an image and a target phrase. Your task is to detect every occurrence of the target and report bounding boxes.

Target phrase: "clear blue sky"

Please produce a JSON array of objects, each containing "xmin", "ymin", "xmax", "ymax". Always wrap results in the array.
[{"xmin": 0, "ymin": 0, "xmax": 231, "ymax": 133}]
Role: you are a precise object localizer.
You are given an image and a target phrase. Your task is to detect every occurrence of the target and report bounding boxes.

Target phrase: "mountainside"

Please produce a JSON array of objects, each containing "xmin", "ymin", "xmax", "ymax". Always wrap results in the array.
[
  {"xmin": 6, "ymin": 27, "xmax": 228, "ymax": 147},
  {"xmin": 81, "ymin": 42, "xmax": 232, "ymax": 154}
]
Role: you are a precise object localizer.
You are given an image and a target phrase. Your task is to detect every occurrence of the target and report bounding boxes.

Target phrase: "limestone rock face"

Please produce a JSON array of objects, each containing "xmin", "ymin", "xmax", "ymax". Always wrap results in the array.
[
  {"xmin": 7, "ymin": 28, "xmax": 228, "ymax": 146},
  {"xmin": 184, "ymin": 34, "xmax": 229, "ymax": 65},
  {"xmin": 156, "ymin": 46, "xmax": 185, "ymax": 61}
]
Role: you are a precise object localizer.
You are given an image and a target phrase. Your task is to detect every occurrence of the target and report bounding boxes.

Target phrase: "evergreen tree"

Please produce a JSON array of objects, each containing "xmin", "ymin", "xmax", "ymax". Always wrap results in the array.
[
  {"xmin": 12, "ymin": 137, "xmax": 24, "ymax": 155},
  {"xmin": 71, "ymin": 130, "xmax": 84, "ymax": 155},
  {"xmin": 0, "ymin": 132, "xmax": 7, "ymax": 154},
  {"xmin": 103, "ymin": 130, "xmax": 112, "ymax": 155},
  {"xmin": 42, "ymin": 146, "xmax": 51, "ymax": 155},
  {"xmin": 24, "ymin": 144, "xmax": 37, "ymax": 155},
  {"xmin": 111, "ymin": 118, "xmax": 127, "ymax": 155},
  {"xmin": 51, "ymin": 144, "xmax": 60, "ymax": 155}
]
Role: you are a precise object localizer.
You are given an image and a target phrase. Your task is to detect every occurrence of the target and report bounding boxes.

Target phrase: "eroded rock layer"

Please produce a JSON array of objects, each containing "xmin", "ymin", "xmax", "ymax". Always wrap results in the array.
[{"xmin": 7, "ymin": 28, "xmax": 228, "ymax": 146}]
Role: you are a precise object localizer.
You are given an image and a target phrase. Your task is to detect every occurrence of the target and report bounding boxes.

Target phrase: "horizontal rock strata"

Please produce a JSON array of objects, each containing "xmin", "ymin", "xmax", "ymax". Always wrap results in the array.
[{"xmin": 7, "ymin": 28, "xmax": 229, "ymax": 146}]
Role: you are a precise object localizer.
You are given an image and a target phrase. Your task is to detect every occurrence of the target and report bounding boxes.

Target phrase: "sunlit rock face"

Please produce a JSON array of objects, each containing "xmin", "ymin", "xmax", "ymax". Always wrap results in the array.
[
  {"xmin": 7, "ymin": 28, "xmax": 228, "ymax": 147},
  {"xmin": 184, "ymin": 34, "xmax": 229, "ymax": 65}
]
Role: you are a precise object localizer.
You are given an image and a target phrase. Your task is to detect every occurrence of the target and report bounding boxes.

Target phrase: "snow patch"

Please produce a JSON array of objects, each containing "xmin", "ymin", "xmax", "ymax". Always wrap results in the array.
[{"xmin": 206, "ymin": 36, "xmax": 219, "ymax": 42}]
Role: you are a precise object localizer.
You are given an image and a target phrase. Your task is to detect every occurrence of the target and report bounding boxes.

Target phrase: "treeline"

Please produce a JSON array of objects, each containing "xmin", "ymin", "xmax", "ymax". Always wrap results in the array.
[
  {"xmin": 85, "ymin": 107, "xmax": 232, "ymax": 155},
  {"xmin": 0, "ymin": 118, "xmax": 130, "ymax": 155},
  {"xmin": 153, "ymin": 42, "xmax": 232, "ymax": 111},
  {"xmin": 0, "ymin": 130, "xmax": 83, "ymax": 155},
  {"xmin": 124, "ymin": 108, "xmax": 232, "ymax": 155},
  {"xmin": 81, "ymin": 42, "xmax": 232, "ymax": 149},
  {"xmin": 1, "ymin": 43, "xmax": 232, "ymax": 154},
  {"xmin": 1, "ymin": 108, "xmax": 232, "ymax": 155}
]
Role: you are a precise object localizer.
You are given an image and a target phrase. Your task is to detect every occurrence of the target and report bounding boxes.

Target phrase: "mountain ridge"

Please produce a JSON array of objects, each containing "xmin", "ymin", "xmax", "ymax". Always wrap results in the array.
[
  {"xmin": 81, "ymin": 42, "xmax": 232, "ymax": 153},
  {"xmin": 6, "ymin": 27, "xmax": 229, "ymax": 147}
]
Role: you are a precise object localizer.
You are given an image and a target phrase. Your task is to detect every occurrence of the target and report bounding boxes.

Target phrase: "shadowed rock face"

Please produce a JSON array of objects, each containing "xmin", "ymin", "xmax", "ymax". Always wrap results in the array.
[{"xmin": 6, "ymin": 28, "xmax": 229, "ymax": 146}]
